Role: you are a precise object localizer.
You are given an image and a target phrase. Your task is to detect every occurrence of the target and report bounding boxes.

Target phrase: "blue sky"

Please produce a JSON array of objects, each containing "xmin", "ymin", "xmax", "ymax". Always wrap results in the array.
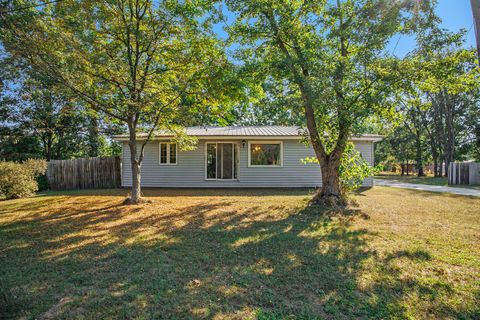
[
  {"xmin": 387, "ymin": 0, "xmax": 476, "ymax": 57},
  {"xmin": 215, "ymin": 0, "xmax": 476, "ymax": 58}
]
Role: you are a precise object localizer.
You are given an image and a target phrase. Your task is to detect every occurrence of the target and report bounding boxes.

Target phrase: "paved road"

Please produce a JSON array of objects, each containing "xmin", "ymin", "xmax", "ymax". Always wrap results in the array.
[{"xmin": 374, "ymin": 179, "xmax": 480, "ymax": 197}]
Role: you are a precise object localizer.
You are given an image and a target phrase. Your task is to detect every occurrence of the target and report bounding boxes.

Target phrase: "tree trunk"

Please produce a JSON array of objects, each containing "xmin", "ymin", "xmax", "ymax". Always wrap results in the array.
[
  {"xmin": 300, "ymin": 88, "xmax": 347, "ymax": 206},
  {"xmin": 42, "ymin": 133, "xmax": 53, "ymax": 161},
  {"xmin": 311, "ymin": 156, "xmax": 345, "ymax": 207},
  {"xmin": 130, "ymin": 153, "xmax": 141, "ymax": 203},
  {"xmin": 126, "ymin": 124, "xmax": 143, "ymax": 204},
  {"xmin": 87, "ymin": 115, "xmax": 100, "ymax": 157},
  {"xmin": 443, "ymin": 93, "xmax": 455, "ymax": 177},
  {"xmin": 432, "ymin": 95, "xmax": 447, "ymax": 177},
  {"xmin": 406, "ymin": 159, "xmax": 409, "ymax": 176},
  {"xmin": 438, "ymin": 157, "xmax": 443, "ymax": 177},
  {"xmin": 55, "ymin": 131, "xmax": 64, "ymax": 159},
  {"xmin": 415, "ymin": 130, "xmax": 425, "ymax": 177},
  {"xmin": 431, "ymin": 145, "xmax": 440, "ymax": 177},
  {"xmin": 417, "ymin": 164, "xmax": 424, "ymax": 177}
]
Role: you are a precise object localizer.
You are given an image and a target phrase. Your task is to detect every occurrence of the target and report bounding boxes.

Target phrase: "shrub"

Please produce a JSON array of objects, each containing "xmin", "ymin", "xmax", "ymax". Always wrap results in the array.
[
  {"xmin": 339, "ymin": 142, "xmax": 380, "ymax": 193},
  {"xmin": 0, "ymin": 159, "xmax": 47, "ymax": 199},
  {"xmin": 36, "ymin": 174, "xmax": 49, "ymax": 191},
  {"xmin": 302, "ymin": 142, "xmax": 379, "ymax": 194}
]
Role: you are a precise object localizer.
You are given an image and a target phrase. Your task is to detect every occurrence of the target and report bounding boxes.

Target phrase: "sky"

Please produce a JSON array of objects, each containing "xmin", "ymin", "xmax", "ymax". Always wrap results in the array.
[
  {"xmin": 387, "ymin": 0, "xmax": 476, "ymax": 57},
  {"xmin": 214, "ymin": 0, "xmax": 477, "ymax": 58}
]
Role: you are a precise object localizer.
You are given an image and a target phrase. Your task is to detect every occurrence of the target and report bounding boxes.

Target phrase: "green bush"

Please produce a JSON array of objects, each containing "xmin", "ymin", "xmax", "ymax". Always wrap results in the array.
[
  {"xmin": 0, "ymin": 159, "xmax": 47, "ymax": 199},
  {"xmin": 339, "ymin": 142, "xmax": 379, "ymax": 193},
  {"xmin": 302, "ymin": 142, "xmax": 379, "ymax": 194},
  {"xmin": 36, "ymin": 174, "xmax": 49, "ymax": 191}
]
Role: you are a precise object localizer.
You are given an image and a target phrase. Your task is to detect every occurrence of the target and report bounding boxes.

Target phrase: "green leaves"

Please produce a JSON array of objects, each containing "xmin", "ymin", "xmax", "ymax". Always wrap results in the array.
[
  {"xmin": 0, "ymin": 0, "xmax": 237, "ymax": 135},
  {"xmin": 226, "ymin": 0, "xmax": 428, "ymax": 151},
  {"xmin": 302, "ymin": 142, "xmax": 378, "ymax": 192}
]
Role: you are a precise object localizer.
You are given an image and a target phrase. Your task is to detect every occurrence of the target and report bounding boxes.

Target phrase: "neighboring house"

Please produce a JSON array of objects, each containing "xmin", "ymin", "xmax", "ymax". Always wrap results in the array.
[{"xmin": 113, "ymin": 126, "xmax": 382, "ymax": 188}]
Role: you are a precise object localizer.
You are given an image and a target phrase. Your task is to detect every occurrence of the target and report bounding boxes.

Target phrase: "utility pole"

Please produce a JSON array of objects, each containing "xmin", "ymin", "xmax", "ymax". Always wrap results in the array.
[{"xmin": 471, "ymin": 0, "xmax": 480, "ymax": 65}]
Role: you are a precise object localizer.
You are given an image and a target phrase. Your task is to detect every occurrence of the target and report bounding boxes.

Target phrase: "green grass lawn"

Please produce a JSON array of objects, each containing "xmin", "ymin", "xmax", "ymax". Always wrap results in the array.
[
  {"xmin": 1, "ymin": 187, "xmax": 479, "ymax": 319},
  {"xmin": 375, "ymin": 173, "xmax": 480, "ymax": 190}
]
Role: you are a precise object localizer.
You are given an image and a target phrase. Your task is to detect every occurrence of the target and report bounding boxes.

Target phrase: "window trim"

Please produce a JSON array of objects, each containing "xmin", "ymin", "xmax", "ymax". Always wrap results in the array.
[
  {"xmin": 204, "ymin": 141, "xmax": 239, "ymax": 180},
  {"xmin": 247, "ymin": 141, "xmax": 283, "ymax": 167},
  {"xmin": 159, "ymin": 142, "xmax": 178, "ymax": 165}
]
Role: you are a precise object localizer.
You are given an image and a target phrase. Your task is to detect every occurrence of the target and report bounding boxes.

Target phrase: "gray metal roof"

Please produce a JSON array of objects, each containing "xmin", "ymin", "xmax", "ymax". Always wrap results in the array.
[
  {"xmin": 112, "ymin": 126, "xmax": 383, "ymax": 141},
  {"xmin": 183, "ymin": 126, "xmax": 302, "ymax": 136}
]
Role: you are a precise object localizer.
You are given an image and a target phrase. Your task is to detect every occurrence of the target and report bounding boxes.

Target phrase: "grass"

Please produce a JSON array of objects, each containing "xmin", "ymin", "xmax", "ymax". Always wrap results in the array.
[
  {"xmin": 375, "ymin": 173, "xmax": 480, "ymax": 190},
  {"xmin": 0, "ymin": 187, "xmax": 479, "ymax": 319}
]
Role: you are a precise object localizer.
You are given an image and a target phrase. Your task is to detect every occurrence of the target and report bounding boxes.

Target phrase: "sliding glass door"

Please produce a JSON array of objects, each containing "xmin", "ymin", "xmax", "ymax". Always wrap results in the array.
[{"xmin": 206, "ymin": 143, "xmax": 238, "ymax": 180}]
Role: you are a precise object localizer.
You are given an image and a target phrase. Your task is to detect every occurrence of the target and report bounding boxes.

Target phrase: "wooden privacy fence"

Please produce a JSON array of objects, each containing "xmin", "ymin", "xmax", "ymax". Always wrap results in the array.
[
  {"xmin": 448, "ymin": 162, "xmax": 480, "ymax": 185},
  {"xmin": 47, "ymin": 156, "xmax": 121, "ymax": 190}
]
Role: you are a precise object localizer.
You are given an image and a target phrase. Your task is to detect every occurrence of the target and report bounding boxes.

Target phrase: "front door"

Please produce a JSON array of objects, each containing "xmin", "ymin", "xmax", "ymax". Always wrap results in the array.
[{"xmin": 206, "ymin": 143, "xmax": 238, "ymax": 180}]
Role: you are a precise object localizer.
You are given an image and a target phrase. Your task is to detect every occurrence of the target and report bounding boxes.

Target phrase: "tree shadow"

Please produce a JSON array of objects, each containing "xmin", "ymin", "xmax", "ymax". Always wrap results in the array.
[
  {"xmin": 36, "ymin": 187, "xmax": 317, "ymax": 198},
  {"xmin": 0, "ymin": 193, "xmax": 478, "ymax": 319}
]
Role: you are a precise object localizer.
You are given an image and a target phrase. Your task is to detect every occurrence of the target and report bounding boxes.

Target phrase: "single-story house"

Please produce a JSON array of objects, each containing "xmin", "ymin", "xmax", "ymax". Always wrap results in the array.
[{"xmin": 113, "ymin": 126, "xmax": 382, "ymax": 188}]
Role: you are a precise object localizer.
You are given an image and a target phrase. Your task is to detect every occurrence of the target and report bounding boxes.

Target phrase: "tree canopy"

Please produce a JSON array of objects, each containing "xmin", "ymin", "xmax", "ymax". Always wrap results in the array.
[
  {"xmin": 224, "ymin": 0, "xmax": 432, "ymax": 204},
  {"xmin": 0, "ymin": 0, "xmax": 239, "ymax": 203}
]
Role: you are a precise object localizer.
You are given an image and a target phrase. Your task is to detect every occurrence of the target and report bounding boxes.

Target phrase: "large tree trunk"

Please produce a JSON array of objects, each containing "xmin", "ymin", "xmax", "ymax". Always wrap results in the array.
[
  {"xmin": 311, "ymin": 156, "xmax": 344, "ymax": 207},
  {"xmin": 300, "ymin": 87, "xmax": 347, "ymax": 206}
]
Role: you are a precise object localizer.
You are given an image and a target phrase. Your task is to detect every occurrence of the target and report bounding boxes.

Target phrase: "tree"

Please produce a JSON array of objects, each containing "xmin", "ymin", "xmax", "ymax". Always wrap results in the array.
[
  {"xmin": 377, "ymin": 24, "xmax": 479, "ymax": 176},
  {"xmin": 413, "ymin": 27, "xmax": 479, "ymax": 174},
  {"xmin": 1, "ymin": 0, "xmax": 234, "ymax": 203},
  {"xmin": 225, "ymin": 0, "xmax": 428, "ymax": 205},
  {"xmin": 0, "ymin": 60, "xmax": 106, "ymax": 161},
  {"xmin": 233, "ymin": 77, "xmax": 305, "ymax": 126},
  {"xmin": 378, "ymin": 125, "xmax": 416, "ymax": 175}
]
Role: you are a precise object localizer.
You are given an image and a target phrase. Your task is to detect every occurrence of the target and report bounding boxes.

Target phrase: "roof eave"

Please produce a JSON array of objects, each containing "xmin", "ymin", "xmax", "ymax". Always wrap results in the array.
[{"xmin": 112, "ymin": 134, "xmax": 384, "ymax": 142}]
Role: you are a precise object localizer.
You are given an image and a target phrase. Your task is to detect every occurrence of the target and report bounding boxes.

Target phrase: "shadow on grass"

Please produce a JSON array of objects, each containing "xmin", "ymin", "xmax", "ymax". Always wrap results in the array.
[
  {"xmin": 36, "ymin": 187, "xmax": 317, "ymax": 198},
  {"xmin": 373, "ymin": 185, "xmax": 480, "ymax": 200},
  {"xmin": 0, "ymin": 193, "xmax": 477, "ymax": 319}
]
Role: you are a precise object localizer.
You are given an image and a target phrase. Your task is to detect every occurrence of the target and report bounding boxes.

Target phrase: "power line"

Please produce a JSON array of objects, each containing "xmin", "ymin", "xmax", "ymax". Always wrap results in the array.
[
  {"xmin": 391, "ymin": 34, "xmax": 402, "ymax": 56},
  {"xmin": 466, "ymin": 23, "xmax": 474, "ymax": 35},
  {"xmin": 0, "ymin": 0, "xmax": 65, "ymax": 15}
]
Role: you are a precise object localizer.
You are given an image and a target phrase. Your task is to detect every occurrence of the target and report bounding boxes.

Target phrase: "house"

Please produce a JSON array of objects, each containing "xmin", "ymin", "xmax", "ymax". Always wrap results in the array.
[{"xmin": 113, "ymin": 126, "xmax": 382, "ymax": 188}]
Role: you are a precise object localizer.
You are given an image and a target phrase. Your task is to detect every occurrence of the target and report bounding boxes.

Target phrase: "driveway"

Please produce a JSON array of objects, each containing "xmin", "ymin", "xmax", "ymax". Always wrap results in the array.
[{"xmin": 375, "ymin": 178, "xmax": 480, "ymax": 197}]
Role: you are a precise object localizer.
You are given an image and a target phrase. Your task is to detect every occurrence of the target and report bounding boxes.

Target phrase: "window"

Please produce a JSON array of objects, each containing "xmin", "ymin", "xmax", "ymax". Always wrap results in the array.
[
  {"xmin": 159, "ymin": 143, "xmax": 177, "ymax": 165},
  {"xmin": 205, "ymin": 142, "xmax": 238, "ymax": 180},
  {"xmin": 249, "ymin": 142, "xmax": 282, "ymax": 166}
]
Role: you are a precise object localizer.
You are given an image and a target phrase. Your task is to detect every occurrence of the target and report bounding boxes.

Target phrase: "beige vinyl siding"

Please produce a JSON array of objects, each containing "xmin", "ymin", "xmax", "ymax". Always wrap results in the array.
[{"xmin": 121, "ymin": 139, "xmax": 374, "ymax": 188}]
